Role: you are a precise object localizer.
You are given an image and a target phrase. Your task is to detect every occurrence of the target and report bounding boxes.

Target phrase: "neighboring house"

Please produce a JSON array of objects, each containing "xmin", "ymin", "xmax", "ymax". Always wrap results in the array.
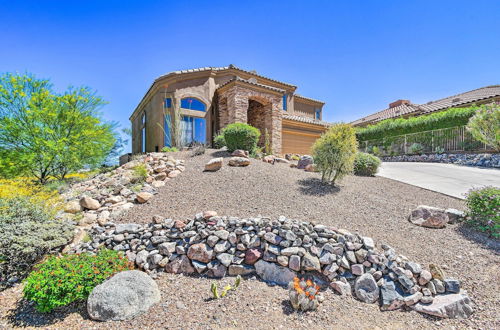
[
  {"xmin": 351, "ymin": 85, "xmax": 500, "ymax": 127},
  {"xmin": 130, "ymin": 65, "xmax": 330, "ymax": 155}
]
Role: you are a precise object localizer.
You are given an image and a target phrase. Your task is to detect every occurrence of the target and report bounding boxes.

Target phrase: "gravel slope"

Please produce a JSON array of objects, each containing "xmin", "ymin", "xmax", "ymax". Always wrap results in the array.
[{"xmin": 1, "ymin": 149, "xmax": 498, "ymax": 329}]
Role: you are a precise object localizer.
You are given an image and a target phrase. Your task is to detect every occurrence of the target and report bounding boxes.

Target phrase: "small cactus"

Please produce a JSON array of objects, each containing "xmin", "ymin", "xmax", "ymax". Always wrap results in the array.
[
  {"xmin": 288, "ymin": 277, "xmax": 322, "ymax": 312},
  {"xmin": 210, "ymin": 275, "xmax": 242, "ymax": 299}
]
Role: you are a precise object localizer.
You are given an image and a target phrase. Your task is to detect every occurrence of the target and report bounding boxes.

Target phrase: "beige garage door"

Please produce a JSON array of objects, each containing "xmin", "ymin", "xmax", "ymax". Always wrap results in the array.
[{"xmin": 282, "ymin": 130, "xmax": 321, "ymax": 155}]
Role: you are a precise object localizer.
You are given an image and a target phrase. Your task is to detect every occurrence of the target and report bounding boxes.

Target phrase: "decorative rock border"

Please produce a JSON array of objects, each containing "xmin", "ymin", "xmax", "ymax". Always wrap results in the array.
[
  {"xmin": 58, "ymin": 153, "xmax": 185, "ymax": 251},
  {"xmin": 382, "ymin": 153, "xmax": 499, "ymax": 168},
  {"xmin": 75, "ymin": 212, "xmax": 474, "ymax": 318}
]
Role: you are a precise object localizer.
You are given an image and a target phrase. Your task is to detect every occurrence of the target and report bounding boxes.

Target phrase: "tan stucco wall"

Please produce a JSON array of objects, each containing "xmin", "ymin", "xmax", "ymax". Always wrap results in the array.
[{"xmin": 293, "ymin": 99, "xmax": 321, "ymax": 120}]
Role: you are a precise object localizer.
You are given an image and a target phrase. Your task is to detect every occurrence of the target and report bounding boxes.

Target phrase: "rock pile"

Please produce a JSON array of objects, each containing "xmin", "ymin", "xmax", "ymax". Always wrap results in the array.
[
  {"xmin": 75, "ymin": 213, "xmax": 473, "ymax": 318},
  {"xmin": 58, "ymin": 153, "xmax": 185, "ymax": 227},
  {"xmin": 382, "ymin": 153, "xmax": 500, "ymax": 168}
]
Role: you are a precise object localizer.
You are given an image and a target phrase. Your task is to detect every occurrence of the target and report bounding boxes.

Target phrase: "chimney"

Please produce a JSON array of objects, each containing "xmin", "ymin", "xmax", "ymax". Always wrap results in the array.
[{"xmin": 389, "ymin": 99, "xmax": 410, "ymax": 108}]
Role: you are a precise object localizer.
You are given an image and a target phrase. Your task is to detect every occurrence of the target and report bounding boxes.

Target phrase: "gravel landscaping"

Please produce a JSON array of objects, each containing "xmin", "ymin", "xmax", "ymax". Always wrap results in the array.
[{"xmin": 1, "ymin": 149, "xmax": 498, "ymax": 329}]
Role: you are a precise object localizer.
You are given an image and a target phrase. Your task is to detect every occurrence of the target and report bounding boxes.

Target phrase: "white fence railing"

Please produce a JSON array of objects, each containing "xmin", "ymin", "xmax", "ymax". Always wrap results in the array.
[{"xmin": 361, "ymin": 125, "xmax": 489, "ymax": 155}]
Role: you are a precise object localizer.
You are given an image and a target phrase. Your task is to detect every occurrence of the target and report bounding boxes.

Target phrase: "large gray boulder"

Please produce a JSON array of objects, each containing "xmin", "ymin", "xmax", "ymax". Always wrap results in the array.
[
  {"xmin": 408, "ymin": 205, "xmax": 450, "ymax": 228},
  {"xmin": 354, "ymin": 273, "xmax": 379, "ymax": 303},
  {"xmin": 87, "ymin": 270, "xmax": 161, "ymax": 321},
  {"xmin": 297, "ymin": 155, "xmax": 313, "ymax": 169},
  {"xmin": 254, "ymin": 260, "xmax": 295, "ymax": 286},
  {"xmin": 411, "ymin": 290, "xmax": 474, "ymax": 318}
]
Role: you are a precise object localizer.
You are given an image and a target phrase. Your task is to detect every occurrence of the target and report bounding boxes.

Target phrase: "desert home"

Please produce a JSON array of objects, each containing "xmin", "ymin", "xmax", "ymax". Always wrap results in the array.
[
  {"xmin": 130, "ymin": 65, "xmax": 331, "ymax": 155},
  {"xmin": 351, "ymin": 85, "xmax": 500, "ymax": 127}
]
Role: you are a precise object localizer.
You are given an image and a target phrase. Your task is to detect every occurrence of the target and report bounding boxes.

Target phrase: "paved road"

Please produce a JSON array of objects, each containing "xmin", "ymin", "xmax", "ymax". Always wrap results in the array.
[{"xmin": 377, "ymin": 162, "xmax": 500, "ymax": 199}]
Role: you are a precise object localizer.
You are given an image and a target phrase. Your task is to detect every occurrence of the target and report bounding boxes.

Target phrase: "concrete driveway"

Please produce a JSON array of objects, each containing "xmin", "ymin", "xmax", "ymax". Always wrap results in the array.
[{"xmin": 377, "ymin": 162, "xmax": 500, "ymax": 199}]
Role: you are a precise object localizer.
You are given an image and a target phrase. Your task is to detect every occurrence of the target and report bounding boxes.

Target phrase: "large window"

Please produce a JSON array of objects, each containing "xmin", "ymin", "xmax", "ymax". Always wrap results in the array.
[
  {"xmin": 165, "ymin": 98, "xmax": 172, "ymax": 108},
  {"xmin": 180, "ymin": 97, "xmax": 206, "ymax": 111},
  {"xmin": 164, "ymin": 115, "xmax": 206, "ymax": 147},
  {"xmin": 181, "ymin": 116, "xmax": 206, "ymax": 145}
]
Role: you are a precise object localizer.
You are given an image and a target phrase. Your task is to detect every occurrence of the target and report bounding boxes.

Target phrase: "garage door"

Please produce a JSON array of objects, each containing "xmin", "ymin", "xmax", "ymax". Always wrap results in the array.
[{"xmin": 282, "ymin": 130, "xmax": 321, "ymax": 155}]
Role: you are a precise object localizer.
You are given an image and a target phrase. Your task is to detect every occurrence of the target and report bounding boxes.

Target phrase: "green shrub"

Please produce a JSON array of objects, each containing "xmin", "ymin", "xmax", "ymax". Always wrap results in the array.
[
  {"xmin": 371, "ymin": 146, "xmax": 382, "ymax": 157},
  {"xmin": 222, "ymin": 123, "xmax": 261, "ymax": 152},
  {"xmin": 466, "ymin": 104, "xmax": 500, "ymax": 152},
  {"xmin": 213, "ymin": 133, "xmax": 226, "ymax": 149},
  {"xmin": 408, "ymin": 143, "xmax": 424, "ymax": 155},
  {"xmin": 356, "ymin": 106, "xmax": 478, "ymax": 141},
  {"xmin": 23, "ymin": 249, "xmax": 133, "ymax": 313},
  {"xmin": 131, "ymin": 163, "xmax": 148, "ymax": 182},
  {"xmin": 312, "ymin": 123, "xmax": 358, "ymax": 185},
  {"xmin": 465, "ymin": 186, "xmax": 500, "ymax": 238},
  {"xmin": 161, "ymin": 146, "xmax": 179, "ymax": 152},
  {"xmin": 0, "ymin": 197, "xmax": 74, "ymax": 287},
  {"xmin": 354, "ymin": 152, "xmax": 381, "ymax": 176}
]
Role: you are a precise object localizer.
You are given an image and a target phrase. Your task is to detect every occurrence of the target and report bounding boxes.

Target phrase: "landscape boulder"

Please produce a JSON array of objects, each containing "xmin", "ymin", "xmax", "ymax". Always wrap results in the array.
[
  {"xmin": 409, "ymin": 205, "xmax": 450, "ymax": 228},
  {"xmin": 304, "ymin": 164, "xmax": 317, "ymax": 172},
  {"xmin": 87, "ymin": 270, "xmax": 161, "ymax": 321},
  {"xmin": 64, "ymin": 200, "xmax": 82, "ymax": 214},
  {"xmin": 231, "ymin": 149, "xmax": 249, "ymax": 158},
  {"xmin": 136, "ymin": 192, "xmax": 153, "ymax": 203},
  {"xmin": 297, "ymin": 155, "xmax": 313, "ymax": 169},
  {"xmin": 204, "ymin": 158, "xmax": 223, "ymax": 171},
  {"xmin": 254, "ymin": 260, "xmax": 296, "ymax": 286},
  {"xmin": 262, "ymin": 155, "xmax": 275, "ymax": 163},
  {"xmin": 354, "ymin": 273, "xmax": 379, "ymax": 303},
  {"xmin": 228, "ymin": 157, "xmax": 251, "ymax": 167},
  {"xmin": 80, "ymin": 196, "xmax": 100, "ymax": 210},
  {"xmin": 411, "ymin": 291, "xmax": 474, "ymax": 318}
]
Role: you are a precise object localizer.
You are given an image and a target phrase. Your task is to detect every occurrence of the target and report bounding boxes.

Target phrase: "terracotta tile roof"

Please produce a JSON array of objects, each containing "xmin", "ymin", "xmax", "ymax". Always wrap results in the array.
[
  {"xmin": 283, "ymin": 114, "xmax": 332, "ymax": 127},
  {"xmin": 217, "ymin": 76, "xmax": 286, "ymax": 93},
  {"xmin": 156, "ymin": 64, "xmax": 296, "ymax": 88},
  {"xmin": 351, "ymin": 85, "xmax": 500, "ymax": 126},
  {"xmin": 294, "ymin": 94, "xmax": 325, "ymax": 105}
]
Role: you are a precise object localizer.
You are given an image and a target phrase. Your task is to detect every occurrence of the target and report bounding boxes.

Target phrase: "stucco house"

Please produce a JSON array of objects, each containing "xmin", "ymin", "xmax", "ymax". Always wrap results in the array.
[
  {"xmin": 130, "ymin": 65, "xmax": 330, "ymax": 155},
  {"xmin": 351, "ymin": 85, "xmax": 500, "ymax": 127}
]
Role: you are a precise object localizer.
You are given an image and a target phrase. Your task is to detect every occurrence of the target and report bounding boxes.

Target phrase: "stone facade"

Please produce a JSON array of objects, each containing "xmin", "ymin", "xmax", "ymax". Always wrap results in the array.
[{"xmin": 218, "ymin": 84, "xmax": 283, "ymax": 153}]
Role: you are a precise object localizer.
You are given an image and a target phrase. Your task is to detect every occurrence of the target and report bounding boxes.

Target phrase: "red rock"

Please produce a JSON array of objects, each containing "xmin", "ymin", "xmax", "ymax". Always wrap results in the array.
[
  {"xmin": 174, "ymin": 220, "xmax": 186, "ymax": 229},
  {"xmin": 203, "ymin": 210, "xmax": 218, "ymax": 220},
  {"xmin": 245, "ymin": 248, "xmax": 262, "ymax": 265}
]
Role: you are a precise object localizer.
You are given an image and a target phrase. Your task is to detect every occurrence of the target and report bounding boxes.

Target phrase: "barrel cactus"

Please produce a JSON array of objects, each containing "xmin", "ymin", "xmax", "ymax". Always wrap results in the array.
[{"xmin": 288, "ymin": 277, "xmax": 322, "ymax": 312}]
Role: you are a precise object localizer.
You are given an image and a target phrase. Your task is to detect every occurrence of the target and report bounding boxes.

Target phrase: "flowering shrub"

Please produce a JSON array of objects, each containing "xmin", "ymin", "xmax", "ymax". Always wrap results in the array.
[
  {"xmin": 23, "ymin": 249, "xmax": 133, "ymax": 313},
  {"xmin": 0, "ymin": 196, "xmax": 74, "ymax": 288},
  {"xmin": 288, "ymin": 277, "xmax": 321, "ymax": 311},
  {"xmin": 0, "ymin": 178, "xmax": 62, "ymax": 215},
  {"xmin": 465, "ymin": 186, "xmax": 500, "ymax": 237}
]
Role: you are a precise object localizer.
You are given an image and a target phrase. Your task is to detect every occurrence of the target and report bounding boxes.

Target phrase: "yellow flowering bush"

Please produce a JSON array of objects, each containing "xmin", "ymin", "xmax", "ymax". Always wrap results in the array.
[{"xmin": 0, "ymin": 178, "xmax": 62, "ymax": 215}]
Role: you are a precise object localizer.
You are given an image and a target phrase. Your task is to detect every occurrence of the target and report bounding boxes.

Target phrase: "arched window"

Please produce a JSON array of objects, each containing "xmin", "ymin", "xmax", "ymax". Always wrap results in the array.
[{"xmin": 180, "ymin": 97, "xmax": 206, "ymax": 112}]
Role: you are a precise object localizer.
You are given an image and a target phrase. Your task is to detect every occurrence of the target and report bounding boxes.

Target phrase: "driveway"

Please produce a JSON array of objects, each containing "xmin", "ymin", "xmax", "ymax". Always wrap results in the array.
[{"xmin": 377, "ymin": 162, "xmax": 500, "ymax": 199}]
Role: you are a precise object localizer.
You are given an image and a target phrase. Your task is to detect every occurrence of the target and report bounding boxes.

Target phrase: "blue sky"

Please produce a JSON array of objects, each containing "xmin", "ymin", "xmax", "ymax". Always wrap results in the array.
[{"xmin": 1, "ymin": 0, "xmax": 499, "ymax": 142}]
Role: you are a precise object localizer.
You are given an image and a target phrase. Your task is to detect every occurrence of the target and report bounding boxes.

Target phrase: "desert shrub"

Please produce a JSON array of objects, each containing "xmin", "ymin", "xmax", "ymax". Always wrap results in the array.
[
  {"xmin": 23, "ymin": 249, "xmax": 132, "ymax": 312},
  {"xmin": 0, "ymin": 197, "xmax": 74, "ymax": 287},
  {"xmin": 291, "ymin": 154, "xmax": 300, "ymax": 161},
  {"xmin": 213, "ymin": 133, "xmax": 225, "ymax": 149},
  {"xmin": 354, "ymin": 152, "xmax": 381, "ymax": 176},
  {"xmin": 408, "ymin": 143, "xmax": 424, "ymax": 155},
  {"xmin": 222, "ymin": 123, "xmax": 261, "ymax": 152},
  {"xmin": 161, "ymin": 146, "xmax": 179, "ymax": 152},
  {"xmin": 466, "ymin": 104, "xmax": 500, "ymax": 151},
  {"xmin": 0, "ymin": 178, "xmax": 63, "ymax": 216},
  {"xmin": 131, "ymin": 164, "xmax": 148, "ymax": 182},
  {"xmin": 312, "ymin": 123, "xmax": 358, "ymax": 185},
  {"xmin": 465, "ymin": 186, "xmax": 500, "ymax": 238}
]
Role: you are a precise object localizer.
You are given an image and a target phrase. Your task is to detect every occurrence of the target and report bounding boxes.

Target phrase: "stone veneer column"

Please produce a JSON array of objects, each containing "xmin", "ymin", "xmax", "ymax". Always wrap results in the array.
[{"xmin": 269, "ymin": 99, "xmax": 283, "ymax": 154}]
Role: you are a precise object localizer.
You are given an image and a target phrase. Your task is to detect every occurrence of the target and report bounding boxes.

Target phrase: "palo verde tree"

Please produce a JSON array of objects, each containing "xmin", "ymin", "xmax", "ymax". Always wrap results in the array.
[{"xmin": 0, "ymin": 73, "xmax": 117, "ymax": 183}]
